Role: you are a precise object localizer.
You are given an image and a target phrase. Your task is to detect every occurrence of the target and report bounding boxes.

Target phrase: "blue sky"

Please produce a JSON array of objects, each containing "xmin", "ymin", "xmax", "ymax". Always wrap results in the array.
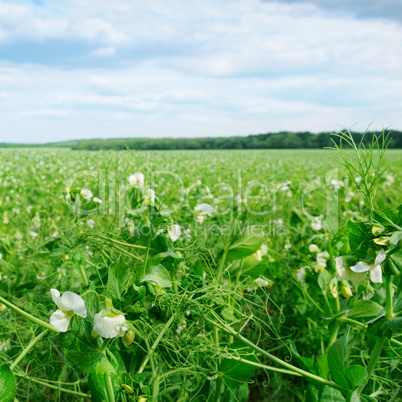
[{"xmin": 0, "ymin": 0, "xmax": 401, "ymax": 143}]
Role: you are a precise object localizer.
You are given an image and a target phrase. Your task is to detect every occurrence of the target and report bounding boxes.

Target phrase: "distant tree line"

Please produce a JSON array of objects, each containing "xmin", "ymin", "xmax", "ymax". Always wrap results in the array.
[{"xmin": 2, "ymin": 130, "xmax": 402, "ymax": 150}]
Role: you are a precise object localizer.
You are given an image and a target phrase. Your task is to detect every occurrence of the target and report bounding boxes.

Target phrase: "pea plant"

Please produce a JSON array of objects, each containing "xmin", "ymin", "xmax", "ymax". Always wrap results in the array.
[{"xmin": 0, "ymin": 133, "xmax": 400, "ymax": 401}]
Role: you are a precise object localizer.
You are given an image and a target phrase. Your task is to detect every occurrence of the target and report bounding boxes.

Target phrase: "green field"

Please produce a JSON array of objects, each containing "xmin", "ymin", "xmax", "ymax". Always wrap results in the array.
[{"xmin": 0, "ymin": 145, "xmax": 401, "ymax": 401}]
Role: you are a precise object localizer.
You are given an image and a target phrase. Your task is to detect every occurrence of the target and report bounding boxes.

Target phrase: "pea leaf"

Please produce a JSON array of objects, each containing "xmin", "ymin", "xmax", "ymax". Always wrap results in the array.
[
  {"xmin": 347, "ymin": 221, "xmax": 373, "ymax": 259},
  {"xmin": 320, "ymin": 385, "xmax": 345, "ymax": 401},
  {"xmin": 220, "ymin": 342, "xmax": 258, "ymax": 389},
  {"xmin": 0, "ymin": 364, "xmax": 16, "ymax": 402},
  {"xmin": 141, "ymin": 264, "xmax": 172, "ymax": 288},
  {"xmin": 107, "ymin": 257, "xmax": 132, "ymax": 301},
  {"xmin": 328, "ymin": 330, "xmax": 349, "ymax": 388},
  {"xmin": 347, "ymin": 300, "xmax": 383, "ymax": 319},
  {"xmin": 344, "ymin": 365, "xmax": 367, "ymax": 388}
]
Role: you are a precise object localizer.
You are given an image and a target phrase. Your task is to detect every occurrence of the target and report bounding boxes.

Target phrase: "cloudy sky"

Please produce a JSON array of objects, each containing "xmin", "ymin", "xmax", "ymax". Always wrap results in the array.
[{"xmin": 0, "ymin": 0, "xmax": 401, "ymax": 143}]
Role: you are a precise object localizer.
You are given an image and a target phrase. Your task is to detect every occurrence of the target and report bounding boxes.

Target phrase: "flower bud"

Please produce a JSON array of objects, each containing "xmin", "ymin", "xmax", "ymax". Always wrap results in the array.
[
  {"xmin": 122, "ymin": 384, "xmax": 135, "ymax": 394},
  {"xmin": 341, "ymin": 283, "xmax": 353, "ymax": 298},
  {"xmin": 372, "ymin": 223, "xmax": 385, "ymax": 236},
  {"xmin": 123, "ymin": 330, "xmax": 135, "ymax": 346},
  {"xmin": 308, "ymin": 244, "xmax": 320, "ymax": 253},
  {"xmin": 329, "ymin": 278, "xmax": 338, "ymax": 298},
  {"xmin": 0, "ymin": 303, "xmax": 6, "ymax": 312}
]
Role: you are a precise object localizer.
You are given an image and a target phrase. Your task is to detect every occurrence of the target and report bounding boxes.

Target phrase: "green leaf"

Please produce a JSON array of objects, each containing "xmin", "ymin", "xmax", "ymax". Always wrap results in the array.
[
  {"xmin": 288, "ymin": 341, "xmax": 318, "ymax": 375},
  {"xmin": 0, "ymin": 364, "xmax": 16, "ymax": 402},
  {"xmin": 373, "ymin": 205, "xmax": 402, "ymax": 229},
  {"xmin": 226, "ymin": 230, "xmax": 263, "ymax": 262},
  {"xmin": 141, "ymin": 264, "xmax": 172, "ymax": 288},
  {"xmin": 317, "ymin": 354, "xmax": 329, "ymax": 379},
  {"xmin": 319, "ymin": 385, "xmax": 345, "ymax": 401},
  {"xmin": 344, "ymin": 365, "xmax": 367, "ymax": 388},
  {"xmin": 389, "ymin": 231, "xmax": 402, "ymax": 245},
  {"xmin": 107, "ymin": 257, "xmax": 132, "ymax": 301},
  {"xmin": 347, "ymin": 300, "xmax": 383, "ymax": 319},
  {"xmin": 347, "ymin": 221, "xmax": 373, "ymax": 259},
  {"xmin": 306, "ymin": 384, "xmax": 320, "ymax": 402},
  {"xmin": 220, "ymin": 342, "xmax": 258, "ymax": 389},
  {"xmin": 60, "ymin": 331, "xmax": 115, "ymax": 375},
  {"xmin": 328, "ymin": 330, "xmax": 350, "ymax": 388}
]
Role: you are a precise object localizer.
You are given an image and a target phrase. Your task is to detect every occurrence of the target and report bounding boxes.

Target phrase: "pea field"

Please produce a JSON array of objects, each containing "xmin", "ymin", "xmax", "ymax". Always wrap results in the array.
[{"xmin": 0, "ymin": 134, "xmax": 401, "ymax": 401}]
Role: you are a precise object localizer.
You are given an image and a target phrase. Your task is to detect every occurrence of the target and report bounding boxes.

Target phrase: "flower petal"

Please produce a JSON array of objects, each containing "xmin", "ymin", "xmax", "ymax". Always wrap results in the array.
[
  {"xmin": 350, "ymin": 261, "xmax": 371, "ymax": 273},
  {"xmin": 374, "ymin": 250, "xmax": 386, "ymax": 266},
  {"xmin": 93, "ymin": 312, "xmax": 127, "ymax": 338},
  {"xmin": 50, "ymin": 289, "xmax": 62, "ymax": 309},
  {"xmin": 50, "ymin": 309, "xmax": 71, "ymax": 332},
  {"xmin": 370, "ymin": 265, "xmax": 383, "ymax": 283},
  {"xmin": 59, "ymin": 291, "xmax": 87, "ymax": 318}
]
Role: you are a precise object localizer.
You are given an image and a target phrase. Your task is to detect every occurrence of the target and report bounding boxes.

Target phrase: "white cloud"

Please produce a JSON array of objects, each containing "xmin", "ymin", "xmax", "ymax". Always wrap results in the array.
[{"xmin": 0, "ymin": 0, "xmax": 401, "ymax": 142}]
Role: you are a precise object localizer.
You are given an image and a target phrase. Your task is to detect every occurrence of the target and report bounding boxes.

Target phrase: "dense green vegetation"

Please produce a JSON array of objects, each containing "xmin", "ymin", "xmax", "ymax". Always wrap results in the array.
[
  {"xmin": 2, "ymin": 130, "xmax": 402, "ymax": 150},
  {"xmin": 0, "ymin": 132, "xmax": 401, "ymax": 401}
]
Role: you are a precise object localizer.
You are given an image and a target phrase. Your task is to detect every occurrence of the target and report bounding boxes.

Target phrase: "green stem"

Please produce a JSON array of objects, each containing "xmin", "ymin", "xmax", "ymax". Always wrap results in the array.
[
  {"xmin": 152, "ymin": 374, "xmax": 160, "ymax": 402},
  {"xmin": 337, "ymin": 317, "xmax": 366, "ymax": 327},
  {"xmin": 79, "ymin": 264, "xmax": 88, "ymax": 286},
  {"xmin": 91, "ymin": 235, "xmax": 147, "ymax": 249},
  {"xmin": 141, "ymin": 234, "xmax": 152, "ymax": 279},
  {"xmin": 357, "ymin": 275, "xmax": 393, "ymax": 395},
  {"xmin": 357, "ymin": 336, "xmax": 385, "ymax": 395},
  {"xmin": 385, "ymin": 276, "xmax": 393, "ymax": 319},
  {"xmin": 205, "ymin": 312, "xmax": 351, "ymax": 395},
  {"xmin": 15, "ymin": 373, "xmax": 89, "ymax": 398},
  {"xmin": 10, "ymin": 330, "xmax": 48, "ymax": 370},
  {"xmin": 328, "ymin": 321, "xmax": 341, "ymax": 348},
  {"xmin": 104, "ymin": 373, "xmax": 115, "ymax": 402},
  {"xmin": 0, "ymin": 295, "xmax": 59, "ymax": 333},
  {"xmin": 216, "ymin": 247, "xmax": 229, "ymax": 283},
  {"xmin": 137, "ymin": 314, "xmax": 176, "ymax": 374}
]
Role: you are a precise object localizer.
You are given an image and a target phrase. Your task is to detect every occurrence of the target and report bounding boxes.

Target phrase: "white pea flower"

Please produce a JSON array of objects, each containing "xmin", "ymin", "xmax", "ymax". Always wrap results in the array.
[
  {"xmin": 31, "ymin": 214, "xmax": 41, "ymax": 230},
  {"xmin": 255, "ymin": 277, "xmax": 270, "ymax": 287},
  {"xmin": 194, "ymin": 203, "xmax": 214, "ymax": 223},
  {"xmin": 146, "ymin": 189, "xmax": 156, "ymax": 204},
  {"xmin": 0, "ymin": 338, "xmax": 10, "ymax": 351},
  {"xmin": 93, "ymin": 197, "xmax": 102, "ymax": 203},
  {"xmin": 37, "ymin": 271, "xmax": 46, "ymax": 280},
  {"xmin": 336, "ymin": 256, "xmax": 366, "ymax": 284},
  {"xmin": 350, "ymin": 250, "xmax": 386, "ymax": 284},
  {"xmin": 331, "ymin": 180, "xmax": 344, "ymax": 191},
  {"xmin": 168, "ymin": 224, "xmax": 181, "ymax": 242},
  {"xmin": 80, "ymin": 188, "xmax": 93, "ymax": 201},
  {"xmin": 309, "ymin": 244, "xmax": 320, "ymax": 253},
  {"xmin": 128, "ymin": 172, "xmax": 145, "ymax": 187},
  {"xmin": 50, "ymin": 289, "xmax": 87, "ymax": 332},
  {"xmin": 311, "ymin": 221, "xmax": 322, "ymax": 231},
  {"xmin": 0, "ymin": 252, "xmax": 2, "ymax": 259},
  {"xmin": 30, "ymin": 230, "xmax": 39, "ymax": 238},
  {"xmin": 87, "ymin": 219, "xmax": 95, "ymax": 229},
  {"xmin": 383, "ymin": 174, "xmax": 395, "ymax": 186},
  {"xmin": 253, "ymin": 244, "xmax": 268, "ymax": 261},
  {"xmin": 296, "ymin": 266, "xmax": 310, "ymax": 283},
  {"xmin": 93, "ymin": 311, "xmax": 128, "ymax": 338}
]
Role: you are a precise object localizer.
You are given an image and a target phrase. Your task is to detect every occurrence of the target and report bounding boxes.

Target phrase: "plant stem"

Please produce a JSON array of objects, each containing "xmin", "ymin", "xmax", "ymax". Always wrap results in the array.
[
  {"xmin": 152, "ymin": 374, "xmax": 160, "ymax": 402},
  {"xmin": 385, "ymin": 276, "xmax": 393, "ymax": 319},
  {"xmin": 10, "ymin": 330, "xmax": 48, "ymax": 370},
  {"xmin": 104, "ymin": 373, "xmax": 115, "ymax": 402},
  {"xmin": 79, "ymin": 263, "xmax": 88, "ymax": 286},
  {"xmin": 358, "ymin": 275, "xmax": 393, "ymax": 395},
  {"xmin": 0, "ymin": 295, "xmax": 59, "ymax": 333},
  {"xmin": 15, "ymin": 373, "xmax": 89, "ymax": 398},
  {"xmin": 137, "ymin": 314, "xmax": 176, "ymax": 374},
  {"xmin": 141, "ymin": 234, "xmax": 152, "ymax": 279},
  {"xmin": 357, "ymin": 336, "xmax": 385, "ymax": 395},
  {"xmin": 216, "ymin": 247, "xmax": 228, "ymax": 283},
  {"xmin": 328, "ymin": 321, "xmax": 341, "ymax": 348},
  {"xmin": 205, "ymin": 313, "xmax": 351, "ymax": 395}
]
